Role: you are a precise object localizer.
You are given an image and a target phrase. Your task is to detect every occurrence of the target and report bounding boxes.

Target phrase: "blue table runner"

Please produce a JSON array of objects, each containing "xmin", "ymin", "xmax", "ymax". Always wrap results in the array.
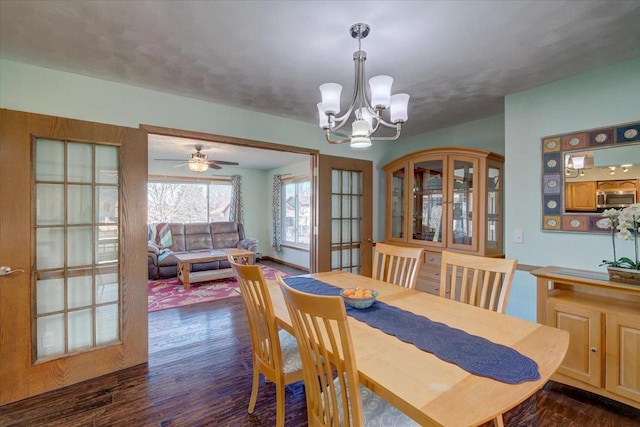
[{"xmin": 284, "ymin": 276, "xmax": 540, "ymax": 384}]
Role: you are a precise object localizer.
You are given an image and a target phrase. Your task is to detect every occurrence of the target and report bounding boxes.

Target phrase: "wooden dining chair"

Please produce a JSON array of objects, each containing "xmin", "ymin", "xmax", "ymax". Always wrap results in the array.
[
  {"xmin": 439, "ymin": 250, "xmax": 517, "ymax": 314},
  {"xmin": 228, "ymin": 256, "xmax": 304, "ymax": 427},
  {"xmin": 276, "ymin": 274, "xmax": 419, "ymax": 426},
  {"xmin": 372, "ymin": 242, "xmax": 423, "ymax": 289},
  {"xmin": 439, "ymin": 250, "xmax": 517, "ymax": 427}
]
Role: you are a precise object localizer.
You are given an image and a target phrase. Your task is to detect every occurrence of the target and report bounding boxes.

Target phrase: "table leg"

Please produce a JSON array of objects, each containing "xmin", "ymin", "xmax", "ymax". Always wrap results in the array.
[{"xmin": 178, "ymin": 260, "xmax": 191, "ymax": 290}]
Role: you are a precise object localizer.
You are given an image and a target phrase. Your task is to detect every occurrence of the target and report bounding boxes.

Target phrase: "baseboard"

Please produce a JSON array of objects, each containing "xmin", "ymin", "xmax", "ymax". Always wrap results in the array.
[{"xmin": 261, "ymin": 256, "xmax": 309, "ymax": 273}]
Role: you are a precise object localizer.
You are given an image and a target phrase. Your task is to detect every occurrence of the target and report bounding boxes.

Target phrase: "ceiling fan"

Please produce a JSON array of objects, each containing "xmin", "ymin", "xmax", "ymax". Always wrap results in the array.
[{"xmin": 155, "ymin": 144, "xmax": 239, "ymax": 172}]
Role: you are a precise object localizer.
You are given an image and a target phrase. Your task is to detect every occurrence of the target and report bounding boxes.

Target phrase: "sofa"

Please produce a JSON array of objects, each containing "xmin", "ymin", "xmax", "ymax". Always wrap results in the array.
[{"xmin": 147, "ymin": 221, "xmax": 258, "ymax": 280}]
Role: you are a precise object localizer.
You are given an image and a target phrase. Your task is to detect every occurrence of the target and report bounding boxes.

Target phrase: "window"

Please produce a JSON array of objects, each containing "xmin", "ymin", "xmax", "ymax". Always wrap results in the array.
[
  {"xmin": 148, "ymin": 179, "xmax": 232, "ymax": 223},
  {"xmin": 282, "ymin": 178, "xmax": 311, "ymax": 247}
]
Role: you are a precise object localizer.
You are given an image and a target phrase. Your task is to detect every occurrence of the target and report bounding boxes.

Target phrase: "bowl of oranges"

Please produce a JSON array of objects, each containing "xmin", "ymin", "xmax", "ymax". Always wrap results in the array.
[{"xmin": 341, "ymin": 286, "xmax": 379, "ymax": 309}]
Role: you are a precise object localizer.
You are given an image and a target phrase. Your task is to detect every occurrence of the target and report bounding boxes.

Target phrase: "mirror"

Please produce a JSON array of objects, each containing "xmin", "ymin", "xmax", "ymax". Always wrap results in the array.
[{"xmin": 541, "ymin": 121, "xmax": 640, "ymax": 233}]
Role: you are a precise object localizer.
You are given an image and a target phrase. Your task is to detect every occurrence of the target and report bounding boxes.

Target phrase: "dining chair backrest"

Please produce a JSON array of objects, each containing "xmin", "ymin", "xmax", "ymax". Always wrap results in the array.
[
  {"xmin": 277, "ymin": 274, "xmax": 364, "ymax": 427},
  {"xmin": 439, "ymin": 250, "xmax": 517, "ymax": 314},
  {"xmin": 372, "ymin": 243, "xmax": 423, "ymax": 289},
  {"xmin": 229, "ymin": 257, "xmax": 303, "ymax": 427}
]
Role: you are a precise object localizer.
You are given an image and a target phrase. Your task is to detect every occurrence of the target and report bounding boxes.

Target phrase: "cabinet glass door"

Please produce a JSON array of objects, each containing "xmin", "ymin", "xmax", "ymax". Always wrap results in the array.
[
  {"xmin": 390, "ymin": 167, "xmax": 405, "ymax": 239},
  {"xmin": 450, "ymin": 158, "xmax": 477, "ymax": 250},
  {"xmin": 487, "ymin": 163, "xmax": 502, "ymax": 252},
  {"xmin": 411, "ymin": 158, "xmax": 444, "ymax": 245}
]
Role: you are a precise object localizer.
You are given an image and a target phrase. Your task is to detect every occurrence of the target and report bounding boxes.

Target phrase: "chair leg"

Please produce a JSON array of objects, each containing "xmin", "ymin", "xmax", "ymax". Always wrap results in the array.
[
  {"xmin": 275, "ymin": 381, "xmax": 285, "ymax": 427},
  {"xmin": 494, "ymin": 414, "xmax": 504, "ymax": 427},
  {"xmin": 248, "ymin": 363, "xmax": 260, "ymax": 414}
]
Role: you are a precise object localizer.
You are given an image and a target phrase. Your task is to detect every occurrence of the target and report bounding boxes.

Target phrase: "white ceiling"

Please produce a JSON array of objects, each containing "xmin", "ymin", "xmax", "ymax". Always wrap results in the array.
[{"xmin": 2, "ymin": 1, "xmax": 640, "ymax": 169}]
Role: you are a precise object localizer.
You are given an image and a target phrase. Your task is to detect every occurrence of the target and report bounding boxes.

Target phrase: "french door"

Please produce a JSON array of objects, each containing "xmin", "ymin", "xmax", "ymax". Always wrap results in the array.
[
  {"xmin": 0, "ymin": 109, "xmax": 148, "ymax": 405},
  {"xmin": 315, "ymin": 154, "xmax": 373, "ymax": 276}
]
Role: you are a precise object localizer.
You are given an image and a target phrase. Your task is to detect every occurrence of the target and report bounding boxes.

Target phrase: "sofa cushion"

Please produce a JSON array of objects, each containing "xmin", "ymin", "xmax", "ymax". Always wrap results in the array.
[
  {"xmin": 184, "ymin": 223, "xmax": 213, "ymax": 251},
  {"xmin": 166, "ymin": 223, "xmax": 187, "ymax": 252},
  {"xmin": 211, "ymin": 221, "xmax": 241, "ymax": 249}
]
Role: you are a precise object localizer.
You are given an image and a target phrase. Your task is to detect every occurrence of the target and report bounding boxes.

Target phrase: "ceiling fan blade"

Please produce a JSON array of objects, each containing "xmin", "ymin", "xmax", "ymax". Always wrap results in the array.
[
  {"xmin": 208, "ymin": 160, "xmax": 239, "ymax": 166},
  {"xmin": 209, "ymin": 163, "xmax": 223, "ymax": 170},
  {"xmin": 173, "ymin": 163, "xmax": 187, "ymax": 168},
  {"xmin": 154, "ymin": 158, "xmax": 185, "ymax": 162}
]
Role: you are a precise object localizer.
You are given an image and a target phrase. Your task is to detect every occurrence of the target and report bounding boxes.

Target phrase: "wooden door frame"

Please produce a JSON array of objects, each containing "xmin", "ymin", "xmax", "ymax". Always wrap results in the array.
[{"xmin": 141, "ymin": 125, "xmax": 320, "ymax": 272}]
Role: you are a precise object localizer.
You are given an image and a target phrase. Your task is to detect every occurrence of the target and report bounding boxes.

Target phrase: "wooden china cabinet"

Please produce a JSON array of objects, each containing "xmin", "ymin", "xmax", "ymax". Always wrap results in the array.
[{"xmin": 383, "ymin": 147, "xmax": 505, "ymax": 294}]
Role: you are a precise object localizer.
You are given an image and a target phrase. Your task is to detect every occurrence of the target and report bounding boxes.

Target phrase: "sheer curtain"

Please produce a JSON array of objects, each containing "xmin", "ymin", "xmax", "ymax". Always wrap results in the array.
[
  {"xmin": 229, "ymin": 175, "xmax": 243, "ymax": 223},
  {"xmin": 272, "ymin": 174, "xmax": 282, "ymax": 252}
]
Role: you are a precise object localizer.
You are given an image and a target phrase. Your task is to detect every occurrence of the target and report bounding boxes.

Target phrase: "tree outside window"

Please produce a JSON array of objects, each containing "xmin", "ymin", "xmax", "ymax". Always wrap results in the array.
[
  {"xmin": 283, "ymin": 178, "xmax": 310, "ymax": 246},
  {"xmin": 148, "ymin": 180, "xmax": 231, "ymax": 223}
]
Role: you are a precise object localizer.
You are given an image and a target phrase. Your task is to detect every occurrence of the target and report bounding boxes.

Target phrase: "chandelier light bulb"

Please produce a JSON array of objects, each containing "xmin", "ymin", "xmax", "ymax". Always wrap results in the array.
[
  {"xmin": 319, "ymin": 83, "xmax": 342, "ymax": 115},
  {"xmin": 317, "ymin": 103, "xmax": 330, "ymax": 129},
  {"xmin": 390, "ymin": 94, "xmax": 410, "ymax": 123},
  {"xmin": 369, "ymin": 75, "xmax": 393, "ymax": 109}
]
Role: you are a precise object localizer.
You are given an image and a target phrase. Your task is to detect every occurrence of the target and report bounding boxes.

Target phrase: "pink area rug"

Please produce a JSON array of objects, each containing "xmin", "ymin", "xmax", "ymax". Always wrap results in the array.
[{"xmin": 148, "ymin": 264, "xmax": 289, "ymax": 312}]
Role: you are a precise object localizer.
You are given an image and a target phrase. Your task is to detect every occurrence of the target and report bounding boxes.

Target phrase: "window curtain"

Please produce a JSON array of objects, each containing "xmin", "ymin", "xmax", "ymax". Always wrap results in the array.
[
  {"xmin": 272, "ymin": 174, "xmax": 282, "ymax": 252},
  {"xmin": 229, "ymin": 175, "xmax": 243, "ymax": 223}
]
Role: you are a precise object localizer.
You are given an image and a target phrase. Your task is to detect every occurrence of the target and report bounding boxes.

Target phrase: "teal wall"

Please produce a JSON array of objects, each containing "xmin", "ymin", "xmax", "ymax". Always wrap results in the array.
[{"xmin": 504, "ymin": 56, "xmax": 640, "ymax": 321}]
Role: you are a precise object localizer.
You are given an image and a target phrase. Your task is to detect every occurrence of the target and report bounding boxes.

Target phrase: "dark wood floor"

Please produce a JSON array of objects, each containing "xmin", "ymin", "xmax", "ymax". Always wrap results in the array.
[{"xmin": 2, "ymin": 266, "xmax": 639, "ymax": 426}]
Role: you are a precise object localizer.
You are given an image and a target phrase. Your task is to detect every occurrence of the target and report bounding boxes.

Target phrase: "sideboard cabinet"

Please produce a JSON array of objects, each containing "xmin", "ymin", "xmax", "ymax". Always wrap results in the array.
[
  {"xmin": 531, "ymin": 266, "xmax": 640, "ymax": 409},
  {"xmin": 383, "ymin": 147, "xmax": 504, "ymax": 294}
]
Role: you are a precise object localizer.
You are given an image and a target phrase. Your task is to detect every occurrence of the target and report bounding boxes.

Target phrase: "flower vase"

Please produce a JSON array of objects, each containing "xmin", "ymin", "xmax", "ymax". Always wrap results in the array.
[{"xmin": 607, "ymin": 266, "xmax": 640, "ymax": 286}]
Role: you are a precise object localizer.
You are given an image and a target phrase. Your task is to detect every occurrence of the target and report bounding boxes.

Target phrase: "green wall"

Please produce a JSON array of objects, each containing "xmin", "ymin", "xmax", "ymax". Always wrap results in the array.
[{"xmin": 504, "ymin": 56, "xmax": 640, "ymax": 321}]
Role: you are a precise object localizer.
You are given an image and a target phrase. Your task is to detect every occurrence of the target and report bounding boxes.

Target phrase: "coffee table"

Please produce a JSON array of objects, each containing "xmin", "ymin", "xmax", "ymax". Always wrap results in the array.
[{"xmin": 174, "ymin": 248, "xmax": 255, "ymax": 289}]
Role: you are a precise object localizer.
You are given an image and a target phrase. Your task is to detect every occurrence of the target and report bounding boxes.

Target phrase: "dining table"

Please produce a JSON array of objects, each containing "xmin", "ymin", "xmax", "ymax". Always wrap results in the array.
[{"xmin": 267, "ymin": 271, "xmax": 569, "ymax": 427}]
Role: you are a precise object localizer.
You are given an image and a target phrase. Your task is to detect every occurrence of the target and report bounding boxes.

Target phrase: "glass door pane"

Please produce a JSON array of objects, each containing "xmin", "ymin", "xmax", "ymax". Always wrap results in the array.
[
  {"xmin": 451, "ymin": 159, "xmax": 475, "ymax": 248},
  {"xmin": 390, "ymin": 167, "xmax": 405, "ymax": 239},
  {"xmin": 487, "ymin": 163, "xmax": 502, "ymax": 252},
  {"xmin": 34, "ymin": 139, "xmax": 121, "ymax": 362},
  {"xmin": 411, "ymin": 158, "xmax": 444, "ymax": 245},
  {"xmin": 330, "ymin": 169, "xmax": 362, "ymax": 274}
]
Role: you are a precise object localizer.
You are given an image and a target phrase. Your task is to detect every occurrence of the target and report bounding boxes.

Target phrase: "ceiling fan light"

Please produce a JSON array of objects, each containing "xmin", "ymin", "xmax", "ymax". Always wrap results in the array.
[
  {"xmin": 390, "ymin": 93, "xmax": 410, "ymax": 123},
  {"xmin": 188, "ymin": 160, "xmax": 209, "ymax": 172},
  {"xmin": 369, "ymin": 75, "xmax": 393, "ymax": 109},
  {"xmin": 319, "ymin": 83, "xmax": 342, "ymax": 115}
]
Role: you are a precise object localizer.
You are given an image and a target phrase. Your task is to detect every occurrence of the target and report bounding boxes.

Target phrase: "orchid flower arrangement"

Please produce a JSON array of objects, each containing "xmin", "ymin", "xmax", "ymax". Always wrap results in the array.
[{"xmin": 598, "ymin": 203, "xmax": 640, "ymax": 270}]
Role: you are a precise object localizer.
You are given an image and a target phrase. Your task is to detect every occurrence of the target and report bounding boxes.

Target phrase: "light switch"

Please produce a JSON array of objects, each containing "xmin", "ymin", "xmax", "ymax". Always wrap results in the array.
[{"xmin": 513, "ymin": 229, "xmax": 524, "ymax": 244}]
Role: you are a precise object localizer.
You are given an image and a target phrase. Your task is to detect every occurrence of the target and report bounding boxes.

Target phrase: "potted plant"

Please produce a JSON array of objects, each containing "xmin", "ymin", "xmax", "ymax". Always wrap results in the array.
[{"xmin": 598, "ymin": 203, "xmax": 640, "ymax": 285}]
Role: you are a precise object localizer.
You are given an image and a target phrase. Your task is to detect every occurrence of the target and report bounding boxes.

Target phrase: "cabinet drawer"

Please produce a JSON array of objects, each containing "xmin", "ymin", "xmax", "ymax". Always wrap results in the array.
[
  {"xmin": 423, "ymin": 251, "xmax": 441, "ymax": 267},
  {"xmin": 416, "ymin": 277, "xmax": 439, "ymax": 295}
]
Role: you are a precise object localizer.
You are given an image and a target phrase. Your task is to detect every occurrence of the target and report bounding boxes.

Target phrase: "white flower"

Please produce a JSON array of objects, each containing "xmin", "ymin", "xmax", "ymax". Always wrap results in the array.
[
  {"xmin": 602, "ymin": 208, "xmax": 621, "ymax": 220},
  {"xmin": 617, "ymin": 228, "xmax": 634, "ymax": 241}
]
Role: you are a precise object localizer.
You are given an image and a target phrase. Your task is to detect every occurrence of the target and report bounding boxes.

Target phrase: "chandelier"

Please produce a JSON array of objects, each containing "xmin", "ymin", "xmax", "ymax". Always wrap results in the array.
[{"xmin": 317, "ymin": 23, "xmax": 409, "ymax": 148}]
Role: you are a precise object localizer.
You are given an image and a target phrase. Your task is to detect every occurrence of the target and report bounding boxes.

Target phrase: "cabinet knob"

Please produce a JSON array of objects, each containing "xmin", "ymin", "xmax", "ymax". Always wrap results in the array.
[
  {"xmin": 434, "ymin": 273, "xmax": 440, "ymax": 276},
  {"xmin": 590, "ymin": 347, "xmax": 597, "ymax": 353}
]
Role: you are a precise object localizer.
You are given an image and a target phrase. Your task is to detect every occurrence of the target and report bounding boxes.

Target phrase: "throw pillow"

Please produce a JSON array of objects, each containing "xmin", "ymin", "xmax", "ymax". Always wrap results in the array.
[{"xmin": 156, "ymin": 223, "xmax": 173, "ymax": 249}]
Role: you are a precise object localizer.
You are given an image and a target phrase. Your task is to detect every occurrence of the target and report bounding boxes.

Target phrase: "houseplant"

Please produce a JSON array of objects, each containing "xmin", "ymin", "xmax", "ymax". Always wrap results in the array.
[{"xmin": 598, "ymin": 203, "xmax": 640, "ymax": 285}]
